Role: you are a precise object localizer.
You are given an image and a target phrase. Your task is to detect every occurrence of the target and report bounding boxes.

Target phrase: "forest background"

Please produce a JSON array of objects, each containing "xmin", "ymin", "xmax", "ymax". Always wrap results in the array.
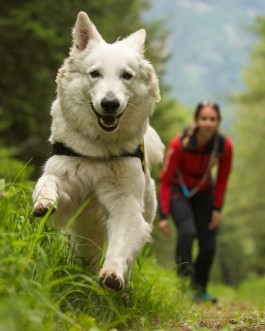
[{"xmin": 1, "ymin": 0, "xmax": 265, "ymax": 290}]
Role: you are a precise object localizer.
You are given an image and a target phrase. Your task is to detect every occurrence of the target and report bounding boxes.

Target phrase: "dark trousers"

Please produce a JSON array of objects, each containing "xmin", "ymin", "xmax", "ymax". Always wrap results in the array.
[{"xmin": 170, "ymin": 188, "xmax": 217, "ymax": 291}]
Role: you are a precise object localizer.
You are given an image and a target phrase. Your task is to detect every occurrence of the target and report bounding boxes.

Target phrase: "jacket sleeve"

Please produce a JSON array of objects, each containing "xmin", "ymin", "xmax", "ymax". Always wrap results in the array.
[
  {"xmin": 213, "ymin": 137, "xmax": 233, "ymax": 210},
  {"xmin": 159, "ymin": 137, "xmax": 182, "ymax": 219}
]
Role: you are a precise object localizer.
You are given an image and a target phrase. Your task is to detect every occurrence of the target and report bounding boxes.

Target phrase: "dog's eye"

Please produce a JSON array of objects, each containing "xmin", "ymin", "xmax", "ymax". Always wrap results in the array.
[
  {"xmin": 89, "ymin": 70, "xmax": 101, "ymax": 78},
  {"xmin": 122, "ymin": 72, "xmax": 133, "ymax": 80}
]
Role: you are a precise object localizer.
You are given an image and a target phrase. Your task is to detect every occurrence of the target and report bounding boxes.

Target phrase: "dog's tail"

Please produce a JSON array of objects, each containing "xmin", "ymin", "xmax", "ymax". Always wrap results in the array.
[{"xmin": 144, "ymin": 126, "xmax": 165, "ymax": 167}]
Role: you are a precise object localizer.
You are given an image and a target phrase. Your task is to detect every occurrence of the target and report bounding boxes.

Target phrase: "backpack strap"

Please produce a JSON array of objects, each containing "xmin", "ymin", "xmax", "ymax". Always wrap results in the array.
[{"xmin": 178, "ymin": 134, "xmax": 220, "ymax": 198}]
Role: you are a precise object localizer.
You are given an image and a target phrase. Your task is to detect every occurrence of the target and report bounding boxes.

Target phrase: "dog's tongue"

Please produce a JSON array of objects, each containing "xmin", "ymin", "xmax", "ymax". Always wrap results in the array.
[{"xmin": 102, "ymin": 115, "xmax": 117, "ymax": 125}]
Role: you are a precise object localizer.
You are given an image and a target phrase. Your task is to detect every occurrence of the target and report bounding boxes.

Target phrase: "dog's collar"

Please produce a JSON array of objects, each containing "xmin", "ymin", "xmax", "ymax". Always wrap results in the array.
[{"xmin": 51, "ymin": 142, "xmax": 146, "ymax": 172}]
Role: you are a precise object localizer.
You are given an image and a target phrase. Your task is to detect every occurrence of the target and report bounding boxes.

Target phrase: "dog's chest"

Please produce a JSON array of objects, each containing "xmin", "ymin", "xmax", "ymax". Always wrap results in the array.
[
  {"xmin": 48, "ymin": 156, "xmax": 145, "ymax": 228},
  {"xmin": 54, "ymin": 156, "xmax": 144, "ymax": 202}
]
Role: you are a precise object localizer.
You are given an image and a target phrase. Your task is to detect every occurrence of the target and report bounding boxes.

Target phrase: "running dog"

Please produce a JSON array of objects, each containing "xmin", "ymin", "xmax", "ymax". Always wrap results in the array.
[{"xmin": 33, "ymin": 11, "xmax": 164, "ymax": 291}]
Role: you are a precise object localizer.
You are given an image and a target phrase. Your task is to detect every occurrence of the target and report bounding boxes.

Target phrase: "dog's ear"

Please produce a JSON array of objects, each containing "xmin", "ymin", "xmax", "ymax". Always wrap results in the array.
[
  {"xmin": 73, "ymin": 12, "xmax": 102, "ymax": 50},
  {"xmin": 122, "ymin": 29, "xmax": 146, "ymax": 54},
  {"xmin": 140, "ymin": 61, "xmax": 161, "ymax": 103}
]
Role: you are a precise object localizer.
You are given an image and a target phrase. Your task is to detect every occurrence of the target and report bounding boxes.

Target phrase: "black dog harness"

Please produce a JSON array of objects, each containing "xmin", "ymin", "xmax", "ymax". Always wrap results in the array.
[{"xmin": 52, "ymin": 142, "xmax": 146, "ymax": 172}]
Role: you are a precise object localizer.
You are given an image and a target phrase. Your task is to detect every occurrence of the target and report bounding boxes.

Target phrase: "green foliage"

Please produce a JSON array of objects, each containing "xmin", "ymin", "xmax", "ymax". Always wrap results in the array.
[
  {"xmin": 237, "ymin": 277, "xmax": 265, "ymax": 307},
  {"xmin": 0, "ymin": 147, "xmax": 34, "ymax": 183},
  {"xmin": 217, "ymin": 15, "xmax": 265, "ymax": 284},
  {"xmin": 152, "ymin": 96, "xmax": 191, "ymax": 147}
]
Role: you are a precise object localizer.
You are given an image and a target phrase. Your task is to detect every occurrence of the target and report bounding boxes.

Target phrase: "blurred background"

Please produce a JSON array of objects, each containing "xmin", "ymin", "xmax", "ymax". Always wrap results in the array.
[{"xmin": 1, "ymin": 0, "xmax": 265, "ymax": 288}]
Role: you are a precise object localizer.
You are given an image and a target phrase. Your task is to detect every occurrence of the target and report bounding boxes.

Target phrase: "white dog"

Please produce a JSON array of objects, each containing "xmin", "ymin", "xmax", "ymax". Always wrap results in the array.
[{"xmin": 33, "ymin": 11, "xmax": 164, "ymax": 291}]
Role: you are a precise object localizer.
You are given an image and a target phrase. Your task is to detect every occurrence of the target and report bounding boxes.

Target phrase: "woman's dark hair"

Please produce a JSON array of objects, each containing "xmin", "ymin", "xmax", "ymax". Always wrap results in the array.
[{"xmin": 194, "ymin": 100, "xmax": 222, "ymax": 121}]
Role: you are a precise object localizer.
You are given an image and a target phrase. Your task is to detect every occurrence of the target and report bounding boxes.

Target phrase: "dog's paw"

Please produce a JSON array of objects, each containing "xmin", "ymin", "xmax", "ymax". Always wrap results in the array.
[
  {"xmin": 33, "ymin": 199, "xmax": 56, "ymax": 217},
  {"xmin": 99, "ymin": 271, "xmax": 124, "ymax": 291}
]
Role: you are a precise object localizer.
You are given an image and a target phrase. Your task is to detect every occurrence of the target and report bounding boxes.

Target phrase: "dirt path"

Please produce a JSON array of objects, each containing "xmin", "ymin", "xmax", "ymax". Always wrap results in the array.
[{"xmin": 178, "ymin": 302, "xmax": 265, "ymax": 330}]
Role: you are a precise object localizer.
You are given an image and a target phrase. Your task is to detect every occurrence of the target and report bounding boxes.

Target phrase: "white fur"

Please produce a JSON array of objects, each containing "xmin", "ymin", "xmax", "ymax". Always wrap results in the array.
[{"xmin": 33, "ymin": 12, "xmax": 164, "ymax": 291}]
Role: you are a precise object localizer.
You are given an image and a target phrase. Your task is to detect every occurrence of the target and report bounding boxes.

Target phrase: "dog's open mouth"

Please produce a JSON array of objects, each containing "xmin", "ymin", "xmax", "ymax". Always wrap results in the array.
[{"xmin": 91, "ymin": 103, "xmax": 123, "ymax": 132}]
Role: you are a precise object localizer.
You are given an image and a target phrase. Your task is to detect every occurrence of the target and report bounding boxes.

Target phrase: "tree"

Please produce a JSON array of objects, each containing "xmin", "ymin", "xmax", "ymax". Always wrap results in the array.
[{"xmin": 216, "ymin": 16, "xmax": 265, "ymax": 283}]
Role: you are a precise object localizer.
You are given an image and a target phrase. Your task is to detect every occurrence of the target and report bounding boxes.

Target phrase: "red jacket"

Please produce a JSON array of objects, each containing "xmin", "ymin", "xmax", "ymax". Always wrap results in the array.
[{"xmin": 159, "ymin": 129, "xmax": 233, "ymax": 218}]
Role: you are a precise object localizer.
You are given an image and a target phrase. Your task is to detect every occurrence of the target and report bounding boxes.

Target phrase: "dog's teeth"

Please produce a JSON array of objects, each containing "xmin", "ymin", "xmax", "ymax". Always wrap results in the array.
[{"xmin": 100, "ymin": 117, "xmax": 119, "ymax": 127}]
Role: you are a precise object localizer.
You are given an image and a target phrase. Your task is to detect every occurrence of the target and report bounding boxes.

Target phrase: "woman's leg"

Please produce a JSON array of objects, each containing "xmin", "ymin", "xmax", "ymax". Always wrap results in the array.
[
  {"xmin": 170, "ymin": 194, "xmax": 196, "ymax": 277},
  {"xmin": 192, "ymin": 189, "xmax": 217, "ymax": 291}
]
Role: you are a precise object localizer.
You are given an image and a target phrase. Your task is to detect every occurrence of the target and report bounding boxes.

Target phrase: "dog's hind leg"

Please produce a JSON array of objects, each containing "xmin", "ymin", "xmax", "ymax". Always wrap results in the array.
[
  {"xmin": 70, "ymin": 220, "xmax": 106, "ymax": 274},
  {"xmin": 32, "ymin": 174, "xmax": 59, "ymax": 217}
]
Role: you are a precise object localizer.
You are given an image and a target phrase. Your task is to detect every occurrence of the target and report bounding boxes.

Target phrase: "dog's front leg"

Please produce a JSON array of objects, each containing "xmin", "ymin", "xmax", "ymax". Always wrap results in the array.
[
  {"xmin": 98, "ymin": 196, "xmax": 151, "ymax": 291},
  {"xmin": 32, "ymin": 174, "xmax": 59, "ymax": 217}
]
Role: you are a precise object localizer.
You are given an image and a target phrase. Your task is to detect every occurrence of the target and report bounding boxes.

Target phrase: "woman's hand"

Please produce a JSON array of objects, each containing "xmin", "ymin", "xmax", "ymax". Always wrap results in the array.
[
  {"xmin": 208, "ymin": 210, "xmax": 221, "ymax": 230},
  {"xmin": 158, "ymin": 219, "xmax": 170, "ymax": 235}
]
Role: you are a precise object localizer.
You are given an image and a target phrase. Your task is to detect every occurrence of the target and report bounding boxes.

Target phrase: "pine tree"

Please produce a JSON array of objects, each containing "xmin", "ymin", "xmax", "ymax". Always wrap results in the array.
[{"xmin": 219, "ymin": 16, "xmax": 265, "ymax": 281}]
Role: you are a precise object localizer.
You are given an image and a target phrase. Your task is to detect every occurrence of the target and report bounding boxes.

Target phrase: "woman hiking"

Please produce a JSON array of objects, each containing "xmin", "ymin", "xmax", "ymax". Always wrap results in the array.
[{"xmin": 158, "ymin": 101, "xmax": 233, "ymax": 303}]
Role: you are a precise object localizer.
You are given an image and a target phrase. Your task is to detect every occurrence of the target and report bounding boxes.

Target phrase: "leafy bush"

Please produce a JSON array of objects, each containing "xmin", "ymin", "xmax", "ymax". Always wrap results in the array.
[{"xmin": 0, "ymin": 146, "xmax": 34, "ymax": 183}]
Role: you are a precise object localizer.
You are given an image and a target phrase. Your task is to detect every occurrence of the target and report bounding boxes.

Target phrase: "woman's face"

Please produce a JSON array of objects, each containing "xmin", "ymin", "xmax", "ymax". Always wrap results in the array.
[{"xmin": 196, "ymin": 105, "xmax": 220, "ymax": 138}]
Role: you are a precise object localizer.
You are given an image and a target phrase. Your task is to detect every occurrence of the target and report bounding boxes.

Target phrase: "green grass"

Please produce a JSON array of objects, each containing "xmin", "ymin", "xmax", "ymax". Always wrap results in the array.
[
  {"xmin": 0, "ymin": 180, "xmax": 264, "ymax": 331},
  {"xmin": 236, "ymin": 277, "xmax": 265, "ymax": 306},
  {"xmin": 0, "ymin": 181, "xmax": 192, "ymax": 331}
]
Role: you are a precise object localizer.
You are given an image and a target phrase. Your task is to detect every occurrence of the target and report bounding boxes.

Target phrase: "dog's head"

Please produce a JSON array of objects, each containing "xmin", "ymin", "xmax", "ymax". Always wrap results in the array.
[{"xmin": 56, "ymin": 12, "xmax": 160, "ymax": 136}]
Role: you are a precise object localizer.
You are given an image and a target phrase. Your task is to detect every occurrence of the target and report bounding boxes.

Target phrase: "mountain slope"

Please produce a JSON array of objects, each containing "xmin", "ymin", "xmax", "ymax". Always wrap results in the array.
[{"xmin": 144, "ymin": 0, "xmax": 265, "ymax": 122}]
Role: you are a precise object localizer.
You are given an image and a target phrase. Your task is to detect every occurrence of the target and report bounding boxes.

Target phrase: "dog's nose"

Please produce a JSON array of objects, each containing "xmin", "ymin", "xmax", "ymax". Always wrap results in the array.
[{"xmin": 101, "ymin": 97, "xmax": 120, "ymax": 113}]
